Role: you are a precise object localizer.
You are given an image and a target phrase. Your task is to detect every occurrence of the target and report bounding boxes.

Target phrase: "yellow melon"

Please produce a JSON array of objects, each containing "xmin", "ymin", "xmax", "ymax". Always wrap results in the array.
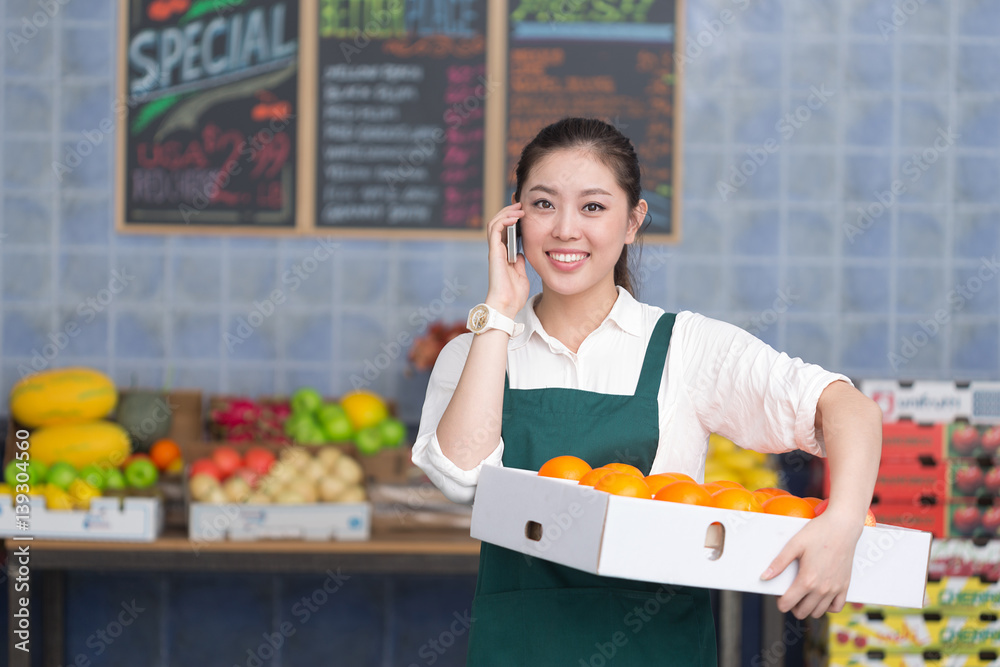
[{"xmin": 10, "ymin": 367, "xmax": 117, "ymax": 428}]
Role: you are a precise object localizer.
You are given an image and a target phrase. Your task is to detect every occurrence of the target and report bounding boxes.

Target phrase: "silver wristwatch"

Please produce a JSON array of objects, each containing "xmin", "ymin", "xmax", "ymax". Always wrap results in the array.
[{"xmin": 467, "ymin": 303, "xmax": 525, "ymax": 337}]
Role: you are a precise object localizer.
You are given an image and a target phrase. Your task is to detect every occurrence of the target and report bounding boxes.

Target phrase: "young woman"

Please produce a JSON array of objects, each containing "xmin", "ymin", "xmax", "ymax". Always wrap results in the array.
[{"xmin": 411, "ymin": 117, "xmax": 882, "ymax": 665}]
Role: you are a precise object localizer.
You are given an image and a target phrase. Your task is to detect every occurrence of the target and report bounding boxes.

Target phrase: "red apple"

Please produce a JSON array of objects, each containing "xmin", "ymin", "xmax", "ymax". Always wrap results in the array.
[
  {"xmin": 232, "ymin": 467, "xmax": 261, "ymax": 489},
  {"xmin": 985, "ymin": 468, "xmax": 1000, "ymax": 494},
  {"xmin": 982, "ymin": 507, "xmax": 1000, "ymax": 534},
  {"xmin": 982, "ymin": 427, "xmax": 1000, "ymax": 455},
  {"xmin": 951, "ymin": 426, "xmax": 982, "ymax": 456},
  {"xmin": 955, "ymin": 466, "xmax": 985, "ymax": 495},
  {"xmin": 189, "ymin": 458, "xmax": 223, "ymax": 481},
  {"xmin": 952, "ymin": 506, "xmax": 981, "ymax": 535},
  {"xmin": 243, "ymin": 447, "xmax": 276, "ymax": 476},
  {"xmin": 211, "ymin": 446, "xmax": 243, "ymax": 480}
]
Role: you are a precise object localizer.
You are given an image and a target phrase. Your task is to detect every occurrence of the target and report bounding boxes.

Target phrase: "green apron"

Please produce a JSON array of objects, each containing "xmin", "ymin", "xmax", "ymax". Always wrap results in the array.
[{"xmin": 467, "ymin": 313, "xmax": 717, "ymax": 666}]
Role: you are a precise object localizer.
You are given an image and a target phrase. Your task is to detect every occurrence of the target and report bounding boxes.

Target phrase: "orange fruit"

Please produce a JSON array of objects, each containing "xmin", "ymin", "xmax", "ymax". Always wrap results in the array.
[
  {"xmin": 150, "ymin": 439, "xmax": 181, "ymax": 471},
  {"xmin": 711, "ymin": 480, "xmax": 744, "ymax": 490},
  {"xmin": 754, "ymin": 487, "xmax": 790, "ymax": 499},
  {"xmin": 653, "ymin": 481, "xmax": 713, "ymax": 506},
  {"xmin": 761, "ymin": 495, "xmax": 816, "ymax": 519},
  {"xmin": 659, "ymin": 471, "xmax": 695, "ymax": 483},
  {"xmin": 538, "ymin": 455, "xmax": 592, "ymax": 481},
  {"xmin": 594, "ymin": 472, "xmax": 652, "ymax": 499},
  {"xmin": 578, "ymin": 468, "xmax": 614, "ymax": 487},
  {"xmin": 340, "ymin": 390, "xmax": 389, "ymax": 430},
  {"xmin": 600, "ymin": 463, "xmax": 644, "ymax": 479},
  {"xmin": 711, "ymin": 488, "xmax": 763, "ymax": 512},
  {"xmin": 645, "ymin": 473, "xmax": 687, "ymax": 495},
  {"xmin": 802, "ymin": 497, "xmax": 823, "ymax": 508}
]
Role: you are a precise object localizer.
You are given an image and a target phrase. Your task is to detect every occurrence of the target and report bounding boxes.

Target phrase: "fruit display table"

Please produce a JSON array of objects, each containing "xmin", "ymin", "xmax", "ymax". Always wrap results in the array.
[{"xmin": 4, "ymin": 527, "xmax": 480, "ymax": 667}]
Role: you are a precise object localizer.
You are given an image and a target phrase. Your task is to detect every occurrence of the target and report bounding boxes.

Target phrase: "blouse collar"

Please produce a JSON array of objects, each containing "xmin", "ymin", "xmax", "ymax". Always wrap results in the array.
[{"xmin": 510, "ymin": 286, "xmax": 644, "ymax": 350}]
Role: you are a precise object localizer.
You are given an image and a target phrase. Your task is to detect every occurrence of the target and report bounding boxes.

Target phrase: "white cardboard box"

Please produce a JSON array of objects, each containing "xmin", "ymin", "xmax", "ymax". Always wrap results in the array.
[
  {"xmin": 0, "ymin": 494, "xmax": 162, "ymax": 542},
  {"xmin": 189, "ymin": 502, "xmax": 372, "ymax": 542},
  {"xmin": 471, "ymin": 467, "xmax": 932, "ymax": 608}
]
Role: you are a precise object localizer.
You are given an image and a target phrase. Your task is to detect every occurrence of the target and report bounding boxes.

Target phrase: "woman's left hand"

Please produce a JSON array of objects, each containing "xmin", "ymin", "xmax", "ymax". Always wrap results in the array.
[{"xmin": 760, "ymin": 508, "xmax": 864, "ymax": 619}]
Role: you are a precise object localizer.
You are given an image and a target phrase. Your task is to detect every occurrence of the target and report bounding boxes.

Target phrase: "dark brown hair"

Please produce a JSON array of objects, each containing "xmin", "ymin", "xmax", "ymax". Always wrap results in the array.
[{"xmin": 513, "ymin": 117, "xmax": 644, "ymax": 296}]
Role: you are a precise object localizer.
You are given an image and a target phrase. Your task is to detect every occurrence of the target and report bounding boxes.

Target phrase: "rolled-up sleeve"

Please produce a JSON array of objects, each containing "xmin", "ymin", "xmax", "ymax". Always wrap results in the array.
[
  {"xmin": 410, "ymin": 333, "xmax": 504, "ymax": 504},
  {"xmin": 675, "ymin": 312, "xmax": 852, "ymax": 457}
]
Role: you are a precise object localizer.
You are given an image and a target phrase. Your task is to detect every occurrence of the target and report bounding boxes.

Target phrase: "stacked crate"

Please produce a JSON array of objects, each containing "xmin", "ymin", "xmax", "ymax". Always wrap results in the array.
[{"xmin": 810, "ymin": 381, "xmax": 1000, "ymax": 666}]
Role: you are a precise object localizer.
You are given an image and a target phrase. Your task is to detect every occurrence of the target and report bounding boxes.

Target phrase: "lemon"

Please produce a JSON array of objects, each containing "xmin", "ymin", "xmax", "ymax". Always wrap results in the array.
[{"xmin": 340, "ymin": 390, "xmax": 389, "ymax": 430}]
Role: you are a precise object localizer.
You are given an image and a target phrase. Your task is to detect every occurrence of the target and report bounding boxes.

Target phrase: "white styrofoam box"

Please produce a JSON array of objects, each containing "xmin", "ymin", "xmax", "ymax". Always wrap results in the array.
[
  {"xmin": 0, "ymin": 494, "xmax": 162, "ymax": 542},
  {"xmin": 189, "ymin": 502, "xmax": 372, "ymax": 542},
  {"xmin": 471, "ymin": 467, "xmax": 932, "ymax": 608},
  {"xmin": 861, "ymin": 380, "xmax": 1000, "ymax": 424}
]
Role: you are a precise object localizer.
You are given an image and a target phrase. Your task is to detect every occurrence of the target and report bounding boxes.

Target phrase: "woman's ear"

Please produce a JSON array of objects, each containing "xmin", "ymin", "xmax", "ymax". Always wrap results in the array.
[
  {"xmin": 625, "ymin": 199, "xmax": 648, "ymax": 244},
  {"xmin": 511, "ymin": 191, "xmax": 518, "ymax": 204}
]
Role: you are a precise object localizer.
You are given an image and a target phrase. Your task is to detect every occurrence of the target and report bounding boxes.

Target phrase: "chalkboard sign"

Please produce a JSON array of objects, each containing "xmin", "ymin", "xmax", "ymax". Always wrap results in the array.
[
  {"xmin": 116, "ymin": 0, "xmax": 300, "ymax": 233},
  {"xmin": 506, "ymin": 0, "xmax": 681, "ymax": 241},
  {"xmin": 308, "ymin": 0, "xmax": 491, "ymax": 237}
]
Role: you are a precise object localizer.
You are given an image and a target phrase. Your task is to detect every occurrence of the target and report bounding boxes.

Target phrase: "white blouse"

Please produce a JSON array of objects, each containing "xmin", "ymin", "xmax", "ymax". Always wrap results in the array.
[{"xmin": 411, "ymin": 287, "xmax": 851, "ymax": 504}]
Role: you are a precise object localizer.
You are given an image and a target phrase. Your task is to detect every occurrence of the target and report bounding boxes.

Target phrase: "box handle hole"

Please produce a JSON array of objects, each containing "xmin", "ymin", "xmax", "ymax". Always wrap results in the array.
[
  {"xmin": 705, "ymin": 522, "xmax": 725, "ymax": 560},
  {"xmin": 525, "ymin": 521, "xmax": 542, "ymax": 541}
]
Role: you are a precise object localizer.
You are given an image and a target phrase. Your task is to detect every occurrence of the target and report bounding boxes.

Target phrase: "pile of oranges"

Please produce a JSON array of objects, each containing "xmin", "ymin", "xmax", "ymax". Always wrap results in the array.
[{"xmin": 537, "ymin": 455, "xmax": 876, "ymax": 525}]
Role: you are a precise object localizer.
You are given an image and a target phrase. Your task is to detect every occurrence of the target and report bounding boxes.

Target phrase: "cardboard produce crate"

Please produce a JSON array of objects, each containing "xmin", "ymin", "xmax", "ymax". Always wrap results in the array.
[
  {"xmin": 925, "ymin": 578, "xmax": 1000, "ymax": 613},
  {"xmin": 471, "ymin": 466, "xmax": 932, "ymax": 608},
  {"xmin": 820, "ymin": 651, "xmax": 1000, "ymax": 667},
  {"xmin": 0, "ymin": 493, "xmax": 162, "ymax": 541},
  {"xmin": 826, "ymin": 610, "xmax": 1000, "ymax": 652},
  {"xmin": 189, "ymin": 501, "xmax": 371, "ymax": 542}
]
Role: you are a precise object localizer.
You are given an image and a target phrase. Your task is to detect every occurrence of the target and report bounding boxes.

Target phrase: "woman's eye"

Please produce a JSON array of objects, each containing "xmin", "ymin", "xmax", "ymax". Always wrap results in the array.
[
  {"xmin": 583, "ymin": 203, "xmax": 605, "ymax": 212},
  {"xmin": 533, "ymin": 200, "xmax": 553, "ymax": 209}
]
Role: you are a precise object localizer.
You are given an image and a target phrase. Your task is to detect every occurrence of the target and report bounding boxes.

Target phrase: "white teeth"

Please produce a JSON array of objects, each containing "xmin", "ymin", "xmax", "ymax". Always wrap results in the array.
[{"xmin": 549, "ymin": 252, "xmax": 587, "ymax": 263}]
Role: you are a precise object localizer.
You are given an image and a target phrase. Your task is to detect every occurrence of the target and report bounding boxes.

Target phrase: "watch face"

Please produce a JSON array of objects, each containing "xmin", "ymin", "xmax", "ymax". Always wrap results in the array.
[{"xmin": 469, "ymin": 305, "xmax": 489, "ymax": 332}]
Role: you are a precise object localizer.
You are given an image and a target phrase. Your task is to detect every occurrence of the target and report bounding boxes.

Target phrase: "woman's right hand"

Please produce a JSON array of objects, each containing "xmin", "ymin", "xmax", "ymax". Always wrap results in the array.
[{"xmin": 484, "ymin": 202, "xmax": 530, "ymax": 318}]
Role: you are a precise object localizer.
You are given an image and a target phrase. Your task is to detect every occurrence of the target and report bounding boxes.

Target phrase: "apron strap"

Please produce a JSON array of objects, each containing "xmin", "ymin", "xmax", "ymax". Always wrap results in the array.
[{"xmin": 634, "ymin": 313, "xmax": 676, "ymax": 398}]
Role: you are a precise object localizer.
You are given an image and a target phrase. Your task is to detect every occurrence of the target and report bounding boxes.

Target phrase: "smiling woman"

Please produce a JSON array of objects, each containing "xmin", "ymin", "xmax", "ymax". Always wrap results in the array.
[{"xmin": 411, "ymin": 117, "xmax": 884, "ymax": 666}]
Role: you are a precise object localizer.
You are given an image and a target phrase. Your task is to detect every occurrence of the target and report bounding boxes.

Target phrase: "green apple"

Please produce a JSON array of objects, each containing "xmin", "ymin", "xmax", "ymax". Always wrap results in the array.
[
  {"xmin": 79, "ymin": 464, "xmax": 107, "ymax": 491},
  {"xmin": 291, "ymin": 387, "xmax": 323, "ymax": 414},
  {"xmin": 104, "ymin": 468, "xmax": 127, "ymax": 490},
  {"xmin": 47, "ymin": 462, "xmax": 78, "ymax": 490},
  {"xmin": 124, "ymin": 458, "xmax": 159, "ymax": 489},
  {"xmin": 32, "ymin": 460, "xmax": 49, "ymax": 484},
  {"xmin": 354, "ymin": 425, "xmax": 383, "ymax": 456},
  {"xmin": 378, "ymin": 418, "xmax": 407, "ymax": 448},
  {"xmin": 4, "ymin": 460, "xmax": 43, "ymax": 488},
  {"xmin": 316, "ymin": 403, "xmax": 353, "ymax": 441}
]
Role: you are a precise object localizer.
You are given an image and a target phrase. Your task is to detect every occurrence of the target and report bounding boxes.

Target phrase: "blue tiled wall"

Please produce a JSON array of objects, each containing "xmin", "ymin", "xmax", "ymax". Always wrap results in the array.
[
  {"xmin": 2, "ymin": 0, "xmax": 1000, "ymax": 417},
  {"xmin": 2, "ymin": 0, "xmax": 1000, "ymax": 664}
]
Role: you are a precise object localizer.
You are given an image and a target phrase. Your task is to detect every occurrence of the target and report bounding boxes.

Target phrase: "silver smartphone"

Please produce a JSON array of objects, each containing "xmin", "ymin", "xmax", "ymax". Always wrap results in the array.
[{"xmin": 506, "ymin": 224, "xmax": 519, "ymax": 264}]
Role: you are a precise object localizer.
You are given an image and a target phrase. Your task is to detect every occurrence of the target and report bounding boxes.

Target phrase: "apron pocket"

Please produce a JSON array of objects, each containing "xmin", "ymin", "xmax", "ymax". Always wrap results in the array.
[{"xmin": 468, "ymin": 586, "xmax": 716, "ymax": 667}]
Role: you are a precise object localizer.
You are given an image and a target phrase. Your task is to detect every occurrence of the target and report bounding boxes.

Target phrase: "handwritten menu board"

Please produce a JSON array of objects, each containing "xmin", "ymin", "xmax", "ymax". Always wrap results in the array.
[
  {"xmin": 506, "ymin": 0, "xmax": 680, "ymax": 240},
  {"xmin": 313, "ymin": 0, "xmax": 489, "ymax": 234},
  {"xmin": 117, "ymin": 0, "xmax": 299, "ymax": 231}
]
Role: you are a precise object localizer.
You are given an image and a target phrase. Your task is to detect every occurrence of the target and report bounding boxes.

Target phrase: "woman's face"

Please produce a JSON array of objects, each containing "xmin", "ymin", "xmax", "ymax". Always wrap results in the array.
[{"xmin": 518, "ymin": 148, "xmax": 644, "ymax": 300}]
